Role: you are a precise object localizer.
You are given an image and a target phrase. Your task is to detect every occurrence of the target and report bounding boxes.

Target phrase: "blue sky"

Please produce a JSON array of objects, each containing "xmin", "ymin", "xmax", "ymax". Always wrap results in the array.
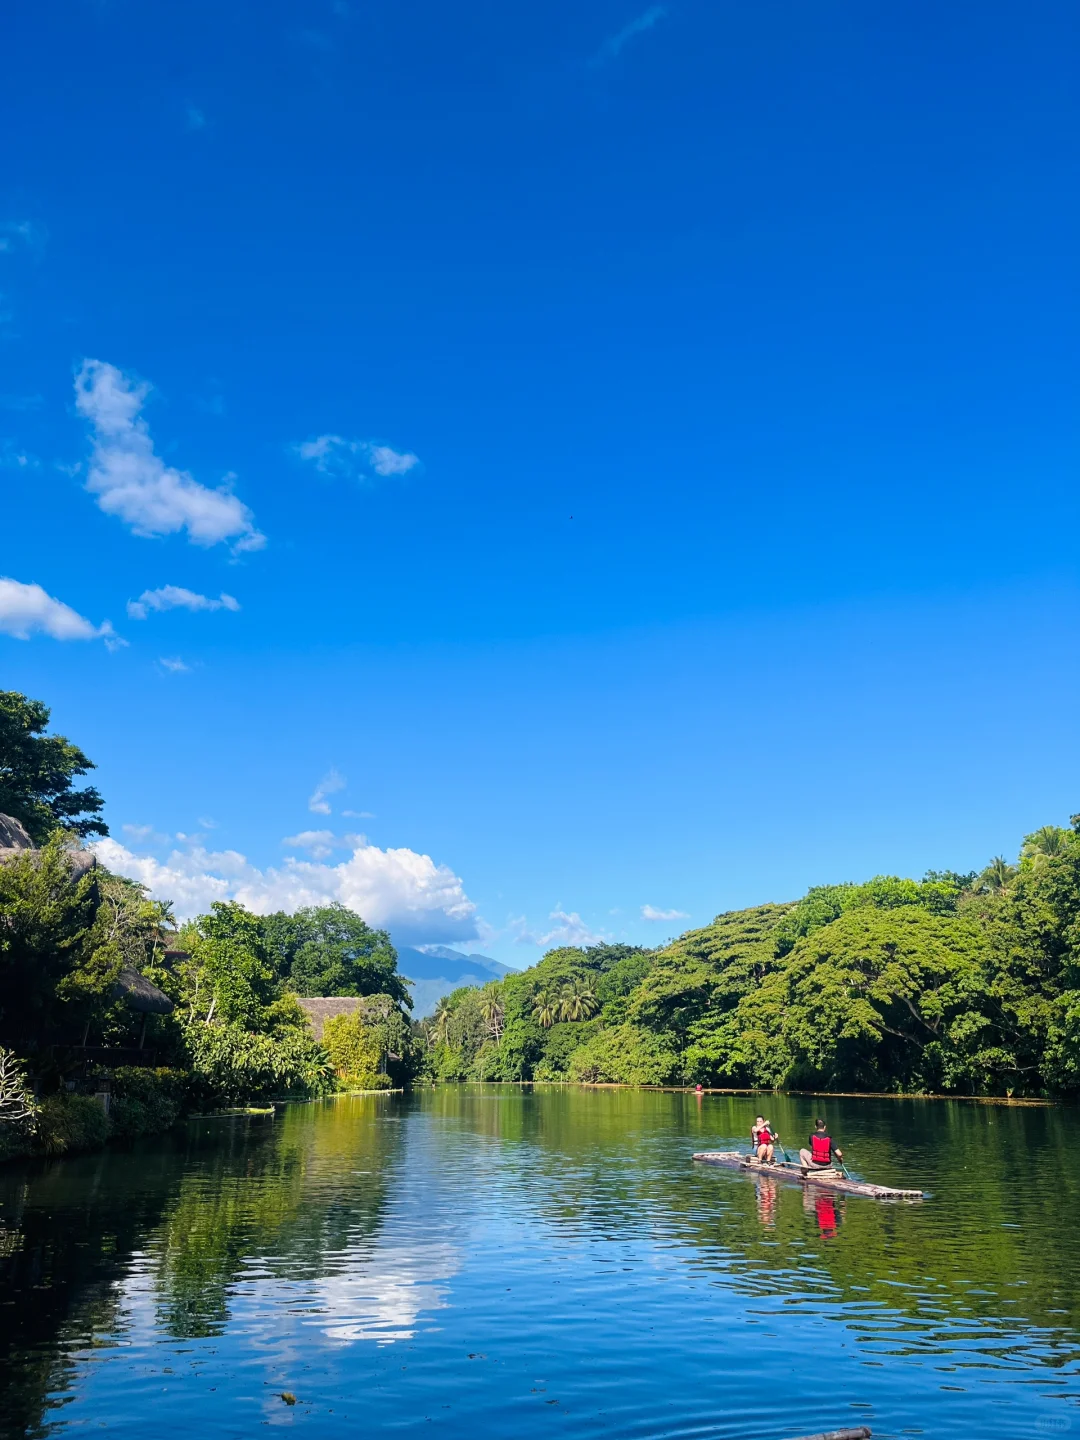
[{"xmin": 2, "ymin": 0, "xmax": 1079, "ymax": 964}]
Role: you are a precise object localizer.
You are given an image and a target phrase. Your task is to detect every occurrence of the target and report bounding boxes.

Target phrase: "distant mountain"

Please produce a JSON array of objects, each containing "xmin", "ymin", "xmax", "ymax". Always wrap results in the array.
[{"xmin": 395, "ymin": 945, "xmax": 517, "ymax": 1019}]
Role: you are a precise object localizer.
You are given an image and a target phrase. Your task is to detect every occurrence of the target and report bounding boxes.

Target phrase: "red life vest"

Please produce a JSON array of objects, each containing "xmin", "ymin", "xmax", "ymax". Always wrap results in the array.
[
  {"xmin": 758, "ymin": 1127, "xmax": 773, "ymax": 1146},
  {"xmin": 810, "ymin": 1132, "xmax": 832, "ymax": 1165}
]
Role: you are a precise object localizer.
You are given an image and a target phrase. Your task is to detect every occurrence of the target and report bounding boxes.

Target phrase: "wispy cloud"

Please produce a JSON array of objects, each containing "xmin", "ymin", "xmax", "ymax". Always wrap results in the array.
[
  {"xmin": 0, "ymin": 220, "xmax": 47, "ymax": 254},
  {"xmin": 158, "ymin": 656, "xmax": 191, "ymax": 673},
  {"xmin": 127, "ymin": 585, "xmax": 240, "ymax": 620},
  {"xmin": 594, "ymin": 5, "xmax": 667, "ymax": 64},
  {"xmin": 641, "ymin": 903, "xmax": 689, "ymax": 922},
  {"xmin": 123, "ymin": 823, "xmax": 171, "ymax": 845},
  {"xmin": 295, "ymin": 434, "xmax": 420, "ymax": 481},
  {"xmin": 309, "ymin": 767, "xmax": 346, "ymax": 815},
  {"xmin": 0, "ymin": 577, "xmax": 117, "ymax": 644},
  {"xmin": 185, "ymin": 105, "xmax": 207, "ymax": 131},
  {"xmin": 74, "ymin": 359, "xmax": 265, "ymax": 552},
  {"xmin": 511, "ymin": 908, "xmax": 607, "ymax": 948},
  {"xmin": 282, "ymin": 829, "xmax": 339, "ymax": 859}
]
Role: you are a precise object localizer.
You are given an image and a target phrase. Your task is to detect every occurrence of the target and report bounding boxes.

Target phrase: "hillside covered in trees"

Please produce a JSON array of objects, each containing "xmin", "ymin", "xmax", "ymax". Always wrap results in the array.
[{"xmin": 422, "ymin": 829, "xmax": 1080, "ymax": 1097}]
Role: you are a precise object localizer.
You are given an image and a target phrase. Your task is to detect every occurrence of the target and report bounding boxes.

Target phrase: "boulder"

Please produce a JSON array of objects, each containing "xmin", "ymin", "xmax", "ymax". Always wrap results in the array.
[
  {"xmin": 0, "ymin": 812, "xmax": 34, "ymax": 856},
  {"xmin": 0, "ymin": 811, "xmax": 96, "ymax": 877}
]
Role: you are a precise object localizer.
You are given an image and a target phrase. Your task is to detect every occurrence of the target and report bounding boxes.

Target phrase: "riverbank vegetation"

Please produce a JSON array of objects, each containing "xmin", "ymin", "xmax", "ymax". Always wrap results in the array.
[
  {"xmin": 4, "ymin": 682, "xmax": 1080, "ymax": 1163},
  {"xmin": 0, "ymin": 691, "xmax": 421, "ymax": 1158},
  {"xmin": 424, "ymin": 840, "xmax": 1080, "ymax": 1095}
]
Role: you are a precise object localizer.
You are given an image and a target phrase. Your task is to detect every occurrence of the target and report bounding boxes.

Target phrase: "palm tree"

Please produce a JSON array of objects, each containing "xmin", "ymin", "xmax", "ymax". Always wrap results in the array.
[
  {"xmin": 431, "ymin": 998, "xmax": 452, "ymax": 1047},
  {"xmin": 558, "ymin": 981, "xmax": 599, "ymax": 1023},
  {"xmin": 1022, "ymin": 825, "xmax": 1070, "ymax": 866},
  {"xmin": 531, "ymin": 990, "xmax": 558, "ymax": 1029},
  {"xmin": 979, "ymin": 856, "xmax": 1016, "ymax": 894},
  {"xmin": 480, "ymin": 992, "xmax": 504, "ymax": 1041}
]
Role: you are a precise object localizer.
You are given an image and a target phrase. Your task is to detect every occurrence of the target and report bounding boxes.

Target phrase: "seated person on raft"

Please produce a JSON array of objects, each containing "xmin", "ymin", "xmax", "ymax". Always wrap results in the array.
[
  {"xmin": 750, "ymin": 1116, "xmax": 777, "ymax": 1163},
  {"xmin": 800, "ymin": 1119, "xmax": 842, "ymax": 1171}
]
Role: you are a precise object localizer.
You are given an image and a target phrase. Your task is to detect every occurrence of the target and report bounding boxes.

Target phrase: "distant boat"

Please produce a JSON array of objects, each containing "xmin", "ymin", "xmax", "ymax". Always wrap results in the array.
[{"xmin": 692, "ymin": 1150, "xmax": 922, "ymax": 1201}]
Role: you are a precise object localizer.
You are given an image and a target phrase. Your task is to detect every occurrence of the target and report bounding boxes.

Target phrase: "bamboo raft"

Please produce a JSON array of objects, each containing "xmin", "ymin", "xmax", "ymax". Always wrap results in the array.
[{"xmin": 692, "ymin": 1151, "xmax": 923, "ymax": 1200}]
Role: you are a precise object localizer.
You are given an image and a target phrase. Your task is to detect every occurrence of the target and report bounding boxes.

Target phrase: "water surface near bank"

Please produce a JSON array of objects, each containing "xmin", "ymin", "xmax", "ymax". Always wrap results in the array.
[{"xmin": 1, "ymin": 1087, "xmax": 1078, "ymax": 1439}]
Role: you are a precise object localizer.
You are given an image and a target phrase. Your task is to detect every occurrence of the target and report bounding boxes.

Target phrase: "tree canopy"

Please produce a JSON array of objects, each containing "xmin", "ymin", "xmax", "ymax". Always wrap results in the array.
[
  {"xmin": 420, "ymin": 820, "xmax": 1080, "ymax": 1097},
  {"xmin": 0, "ymin": 691, "xmax": 108, "ymax": 842},
  {"xmin": 260, "ymin": 903, "xmax": 410, "ymax": 1008}
]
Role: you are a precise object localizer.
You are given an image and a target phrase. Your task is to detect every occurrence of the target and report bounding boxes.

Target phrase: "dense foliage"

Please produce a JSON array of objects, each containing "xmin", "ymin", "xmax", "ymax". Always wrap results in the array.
[
  {"xmin": 420, "ymin": 822, "xmax": 1080, "ymax": 1096},
  {"xmin": 0, "ymin": 692, "xmax": 417, "ymax": 1151},
  {"xmin": 0, "ymin": 690, "xmax": 108, "ymax": 841},
  {"xmin": 5, "ymin": 684, "xmax": 1080, "ymax": 1136},
  {"xmin": 261, "ymin": 904, "xmax": 410, "ymax": 1008}
]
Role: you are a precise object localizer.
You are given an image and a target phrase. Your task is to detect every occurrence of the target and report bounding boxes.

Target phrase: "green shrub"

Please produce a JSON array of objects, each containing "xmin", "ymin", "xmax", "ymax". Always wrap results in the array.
[
  {"xmin": 108, "ymin": 1067, "xmax": 188, "ymax": 1138},
  {"xmin": 534, "ymin": 1020, "xmax": 600, "ymax": 1080},
  {"xmin": 322, "ymin": 1011, "xmax": 387, "ymax": 1088},
  {"xmin": 567, "ymin": 1024, "xmax": 679, "ymax": 1086},
  {"xmin": 181, "ymin": 1020, "xmax": 334, "ymax": 1108},
  {"xmin": 33, "ymin": 1094, "xmax": 110, "ymax": 1156}
]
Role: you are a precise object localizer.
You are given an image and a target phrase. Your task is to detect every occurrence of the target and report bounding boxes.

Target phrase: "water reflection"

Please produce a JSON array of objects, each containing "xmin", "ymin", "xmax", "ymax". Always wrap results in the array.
[
  {"xmin": 0, "ymin": 1087, "xmax": 1078, "ymax": 1440},
  {"xmin": 308, "ymin": 1241, "xmax": 457, "ymax": 1342}
]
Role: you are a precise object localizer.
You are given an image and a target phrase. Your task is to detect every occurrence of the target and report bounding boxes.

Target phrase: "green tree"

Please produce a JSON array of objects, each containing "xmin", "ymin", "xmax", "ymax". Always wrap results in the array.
[
  {"xmin": 558, "ymin": 980, "xmax": 598, "ymax": 1022},
  {"xmin": 480, "ymin": 990, "xmax": 505, "ymax": 1040},
  {"xmin": 0, "ymin": 691, "xmax": 107, "ymax": 841},
  {"xmin": 0, "ymin": 834, "xmax": 99, "ymax": 1052},
  {"xmin": 531, "ymin": 989, "xmax": 558, "ymax": 1028},
  {"xmin": 1021, "ymin": 825, "xmax": 1071, "ymax": 868},
  {"xmin": 567, "ymin": 1024, "xmax": 678, "ymax": 1085},
  {"xmin": 978, "ymin": 856, "xmax": 1017, "ymax": 894},
  {"xmin": 181, "ymin": 902, "xmax": 284, "ymax": 1030},
  {"xmin": 322, "ymin": 1010, "xmax": 388, "ymax": 1089},
  {"xmin": 757, "ymin": 907, "xmax": 998, "ymax": 1092},
  {"xmin": 261, "ymin": 903, "xmax": 410, "ymax": 1008}
]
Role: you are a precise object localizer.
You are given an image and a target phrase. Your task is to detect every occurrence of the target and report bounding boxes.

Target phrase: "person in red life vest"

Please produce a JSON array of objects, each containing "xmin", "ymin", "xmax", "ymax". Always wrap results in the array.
[
  {"xmin": 754, "ymin": 1118, "xmax": 777, "ymax": 1164},
  {"xmin": 800, "ymin": 1118, "xmax": 843, "ymax": 1171}
]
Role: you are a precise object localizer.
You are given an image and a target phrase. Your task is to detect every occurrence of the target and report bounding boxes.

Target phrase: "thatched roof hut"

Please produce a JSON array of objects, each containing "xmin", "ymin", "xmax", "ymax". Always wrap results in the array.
[
  {"xmin": 298, "ymin": 996, "xmax": 366, "ymax": 1039},
  {"xmin": 109, "ymin": 965, "xmax": 175, "ymax": 1015}
]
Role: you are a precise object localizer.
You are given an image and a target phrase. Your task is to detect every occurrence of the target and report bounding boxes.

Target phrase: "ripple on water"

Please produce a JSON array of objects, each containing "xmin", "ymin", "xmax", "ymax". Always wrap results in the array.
[{"xmin": 1, "ymin": 1088, "xmax": 1080, "ymax": 1439}]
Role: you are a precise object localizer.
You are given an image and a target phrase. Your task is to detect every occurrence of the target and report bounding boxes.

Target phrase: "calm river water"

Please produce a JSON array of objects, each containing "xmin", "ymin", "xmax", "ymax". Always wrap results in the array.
[{"xmin": 1, "ymin": 1087, "xmax": 1079, "ymax": 1440}]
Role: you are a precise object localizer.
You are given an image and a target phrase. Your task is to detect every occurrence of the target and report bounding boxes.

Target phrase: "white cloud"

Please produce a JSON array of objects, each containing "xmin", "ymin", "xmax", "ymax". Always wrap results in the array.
[
  {"xmin": 0, "ymin": 442, "xmax": 38, "ymax": 469},
  {"xmin": 91, "ymin": 834, "xmax": 479, "ymax": 945},
  {"xmin": 0, "ymin": 577, "xmax": 117, "ymax": 644},
  {"xmin": 127, "ymin": 585, "xmax": 240, "ymax": 620},
  {"xmin": 511, "ymin": 908, "xmax": 607, "ymax": 948},
  {"xmin": 123, "ymin": 823, "xmax": 171, "ymax": 844},
  {"xmin": 295, "ymin": 434, "xmax": 419, "ymax": 481},
  {"xmin": 158, "ymin": 656, "xmax": 190, "ymax": 673},
  {"xmin": 74, "ymin": 359, "xmax": 265, "ymax": 551},
  {"xmin": 309, "ymin": 767, "xmax": 346, "ymax": 815},
  {"xmin": 281, "ymin": 829, "xmax": 338, "ymax": 859},
  {"xmin": 641, "ymin": 903, "xmax": 689, "ymax": 922}
]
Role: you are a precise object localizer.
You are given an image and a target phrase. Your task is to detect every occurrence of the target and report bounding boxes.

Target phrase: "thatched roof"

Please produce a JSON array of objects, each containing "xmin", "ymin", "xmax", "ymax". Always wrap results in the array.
[
  {"xmin": 110, "ymin": 965, "xmax": 175, "ymax": 1015},
  {"xmin": 298, "ymin": 996, "xmax": 365, "ymax": 1039}
]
